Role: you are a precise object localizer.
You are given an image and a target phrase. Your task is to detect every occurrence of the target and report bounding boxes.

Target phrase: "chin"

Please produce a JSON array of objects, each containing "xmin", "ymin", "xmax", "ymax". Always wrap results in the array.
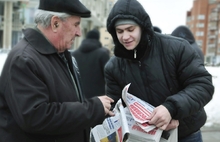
[
  {"xmin": 125, "ymin": 46, "xmax": 135, "ymax": 50},
  {"xmin": 124, "ymin": 44, "xmax": 135, "ymax": 50},
  {"xmin": 66, "ymin": 45, "xmax": 72, "ymax": 49}
]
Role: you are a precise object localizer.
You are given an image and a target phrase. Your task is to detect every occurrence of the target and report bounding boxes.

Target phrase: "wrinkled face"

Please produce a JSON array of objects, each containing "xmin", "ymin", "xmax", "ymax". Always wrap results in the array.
[
  {"xmin": 57, "ymin": 16, "xmax": 81, "ymax": 52},
  {"xmin": 115, "ymin": 24, "xmax": 142, "ymax": 50}
]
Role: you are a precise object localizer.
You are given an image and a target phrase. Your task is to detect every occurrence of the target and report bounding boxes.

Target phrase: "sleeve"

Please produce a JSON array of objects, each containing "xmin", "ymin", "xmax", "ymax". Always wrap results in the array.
[
  {"xmin": 162, "ymin": 40, "xmax": 214, "ymax": 119},
  {"xmin": 4, "ymin": 54, "xmax": 106, "ymax": 135},
  {"xmin": 104, "ymin": 57, "xmax": 122, "ymax": 109}
]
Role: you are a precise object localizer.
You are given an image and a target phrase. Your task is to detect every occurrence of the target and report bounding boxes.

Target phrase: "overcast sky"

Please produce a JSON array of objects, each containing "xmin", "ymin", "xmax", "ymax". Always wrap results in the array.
[{"xmin": 137, "ymin": 0, "xmax": 193, "ymax": 34}]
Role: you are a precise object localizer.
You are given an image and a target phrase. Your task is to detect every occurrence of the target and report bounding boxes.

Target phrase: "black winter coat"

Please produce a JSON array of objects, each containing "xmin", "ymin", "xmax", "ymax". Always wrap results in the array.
[
  {"xmin": 105, "ymin": 0, "xmax": 214, "ymax": 139},
  {"xmin": 0, "ymin": 28, "xmax": 105, "ymax": 142},
  {"xmin": 72, "ymin": 39, "xmax": 110, "ymax": 98},
  {"xmin": 171, "ymin": 25, "xmax": 204, "ymax": 62}
]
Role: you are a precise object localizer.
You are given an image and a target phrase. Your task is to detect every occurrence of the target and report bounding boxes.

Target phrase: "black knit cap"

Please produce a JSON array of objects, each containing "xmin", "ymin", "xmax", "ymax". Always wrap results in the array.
[
  {"xmin": 38, "ymin": 0, "xmax": 91, "ymax": 18},
  {"xmin": 86, "ymin": 29, "xmax": 100, "ymax": 40}
]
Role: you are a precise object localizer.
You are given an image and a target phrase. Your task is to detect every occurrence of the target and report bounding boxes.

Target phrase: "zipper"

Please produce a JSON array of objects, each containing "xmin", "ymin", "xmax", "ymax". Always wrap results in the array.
[
  {"xmin": 138, "ymin": 61, "xmax": 141, "ymax": 67},
  {"xmin": 134, "ymin": 49, "xmax": 137, "ymax": 59}
]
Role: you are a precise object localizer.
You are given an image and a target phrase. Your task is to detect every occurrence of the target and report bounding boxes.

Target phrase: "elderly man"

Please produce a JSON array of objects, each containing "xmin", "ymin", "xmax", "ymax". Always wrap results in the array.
[{"xmin": 0, "ymin": 0, "xmax": 114, "ymax": 141}]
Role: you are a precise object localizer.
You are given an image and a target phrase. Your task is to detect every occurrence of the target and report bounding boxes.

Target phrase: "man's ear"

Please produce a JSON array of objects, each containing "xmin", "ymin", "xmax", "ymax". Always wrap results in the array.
[{"xmin": 51, "ymin": 16, "xmax": 60, "ymax": 32}]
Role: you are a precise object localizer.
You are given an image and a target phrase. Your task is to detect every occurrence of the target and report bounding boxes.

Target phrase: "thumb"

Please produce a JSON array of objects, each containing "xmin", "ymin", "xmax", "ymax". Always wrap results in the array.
[{"xmin": 148, "ymin": 110, "xmax": 156, "ymax": 120}]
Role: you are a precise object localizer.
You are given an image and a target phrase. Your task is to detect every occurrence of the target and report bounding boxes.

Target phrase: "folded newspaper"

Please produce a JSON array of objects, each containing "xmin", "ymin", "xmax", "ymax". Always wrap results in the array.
[{"xmin": 91, "ymin": 83, "xmax": 177, "ymax": 142}]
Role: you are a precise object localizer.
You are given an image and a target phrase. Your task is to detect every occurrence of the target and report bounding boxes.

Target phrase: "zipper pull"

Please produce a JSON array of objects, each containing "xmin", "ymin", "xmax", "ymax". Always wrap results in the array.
[
  {"xmin": 139, "ymin": 61, "xmax": 141, "ymax": 67},
  {"xmin": 134, "ymin": 49, "xmax": 137, "ymax": 59}
]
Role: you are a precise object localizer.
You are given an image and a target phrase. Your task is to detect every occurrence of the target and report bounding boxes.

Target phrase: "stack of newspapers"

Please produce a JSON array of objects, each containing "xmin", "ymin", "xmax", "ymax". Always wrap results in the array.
[{"xmin": 90, "ymin": 83, "xmax": 177, "ymax": 142}]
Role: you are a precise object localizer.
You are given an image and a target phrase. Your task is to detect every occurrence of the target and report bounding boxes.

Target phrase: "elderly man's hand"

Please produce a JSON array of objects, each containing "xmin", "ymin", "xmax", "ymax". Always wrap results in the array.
[{"xmin": 98, "ymin": 96, "xmax": 115, "ymax": 116}]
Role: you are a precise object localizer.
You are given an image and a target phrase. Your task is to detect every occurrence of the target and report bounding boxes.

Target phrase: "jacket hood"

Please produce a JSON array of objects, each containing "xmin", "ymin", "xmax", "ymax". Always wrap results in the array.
[
  {"xmin": 171, "ymin": 25, "xmax": 195, "ymax": 44},
  {"xmin": 86, "ymin": 29, "xmax": 100, "ymax": 40},
  {"xmin": 78, "ymin": 39, "xmax": 102, "ymax": 53},
  {"xmin": 107, "ymin": 0, "xmax": 154, "ymax": 59}
]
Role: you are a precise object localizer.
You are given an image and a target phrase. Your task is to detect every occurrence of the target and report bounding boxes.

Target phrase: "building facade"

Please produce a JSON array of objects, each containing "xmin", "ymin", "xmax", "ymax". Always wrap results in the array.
[
  {"xmin": 186, "ymin": 0, "xmax": 220, "ymax": 65},
  {"xmin": 0, "ymin": 0, "xmax": 115, "ymax": 51},
  {"xmin": 99, "ymin": 27, "xmax": 114, "ymax": 55}
]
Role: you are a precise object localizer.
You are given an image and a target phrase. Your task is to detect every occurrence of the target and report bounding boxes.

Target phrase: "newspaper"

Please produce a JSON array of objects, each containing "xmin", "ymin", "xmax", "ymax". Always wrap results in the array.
[
  {"xmin": 122, "ymin": 83, "xmax": 156, "ymax": 132},
  {"xmin": 90, "ymin": 83, "xmax": 177, "ymax": 142}
]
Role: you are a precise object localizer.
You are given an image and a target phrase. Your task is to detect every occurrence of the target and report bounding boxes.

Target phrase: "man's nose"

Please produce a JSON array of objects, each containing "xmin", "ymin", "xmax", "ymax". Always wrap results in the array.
[
  {"xmin": 122, "ymin": 32, "xmax": 129, "ymax": 40},
  {"xmin": 76, "ymin": 27, "xmax": 81, "ymax": 37}
]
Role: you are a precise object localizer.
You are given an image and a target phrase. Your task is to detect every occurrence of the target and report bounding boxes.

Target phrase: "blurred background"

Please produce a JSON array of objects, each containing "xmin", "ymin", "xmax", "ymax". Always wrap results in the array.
[
  {"xmin": 1, "ymin": 0, "xmax": 220, "ymax": 66},
  {"xmin": 0, "ymin": 0, "xmax": 220, "ymax": 141},
  {"xmin": 0, "ymin": 0, "xmax": 115, "ymax": 55}
]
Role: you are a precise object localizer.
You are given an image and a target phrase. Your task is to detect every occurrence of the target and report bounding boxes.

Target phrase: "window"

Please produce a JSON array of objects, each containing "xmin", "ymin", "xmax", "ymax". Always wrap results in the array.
[
  {"xmin": 196, "ymin": 31, "xmax": 204, "ymax": 36},
  {"xmin": 197, "ymin": 15, "xmax": 205, "ymax": 20},
  {"xmin": 187, "ymin": 17, "xmax": 191, "ymax": 22},
  {"xmin": 196, "ymin": 40, "xmax": 203, "ymax": 46},
  {"xmin": 24, "ymin": 8, "xmax": 36, "ymax": 24},
  {"xmin": 197, "ymin": 23, "xmax": 204, "ymax": 28}
]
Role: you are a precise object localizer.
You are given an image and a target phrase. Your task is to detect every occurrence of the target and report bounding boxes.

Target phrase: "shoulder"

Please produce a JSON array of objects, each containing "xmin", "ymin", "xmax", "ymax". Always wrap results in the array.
[
  {"xmin": 155, "ymin": 34, "xmax": 193, "ymax": 54},
  {"xmin": 98, "ymin": 47, "xmax": 110, "ymax": 54},
  {"xmin": 105, "ymin": 56, "xmax": 118, "ymax": 68},
  {"xmin": 105, "ymin": 56, "xmax": 126, "ymax": 71}
]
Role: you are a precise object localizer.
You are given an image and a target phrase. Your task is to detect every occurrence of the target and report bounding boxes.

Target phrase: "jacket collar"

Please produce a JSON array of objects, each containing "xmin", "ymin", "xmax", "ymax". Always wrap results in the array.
[{"xmin": 22, "ymin": 28, "xmax": 57, "ymax": 54}]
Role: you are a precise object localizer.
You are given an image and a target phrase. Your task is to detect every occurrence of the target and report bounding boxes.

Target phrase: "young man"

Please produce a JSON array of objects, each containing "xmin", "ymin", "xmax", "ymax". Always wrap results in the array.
[
  {"xmin": 105, "ymin": 0, "xmax": 214, "ymax": 141},
  {"xmin": 0, "ymin": 0, "xmax": 114, "ymax": 141}
]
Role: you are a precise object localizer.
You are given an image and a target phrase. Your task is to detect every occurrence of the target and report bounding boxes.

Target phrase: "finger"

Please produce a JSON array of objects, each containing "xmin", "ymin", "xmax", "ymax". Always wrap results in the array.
[
  {"xmin": 148, "ymin": 115, "xmax": 158, "ymax": 124},
  {"xmin": 159, "ymin": 124, "xmax": 168, "ymax": 130},
  {"xmin": 105, "ymin": 96, "xmax": 114, "ymax": 102},
  {"xmin": 165, "ymin": 124, "xmax": 173, "ymax": 131},
  {"xmin": 105, "ymin": 103, "xmax": 111, "ymax": 110},
  {"xmin": 104, "ymin": 108, "xmax": 109, "ymax": 115},
  {"xmin": 108, "ymin": 111, "xmax": 115, "ymax": 117},
  {"xmin": 156, "ymin": 121, "xmax": 164, "ymax": 128},
  {"xmin": 106, "ymin": 105, "xmax": 111, "ymax": 111},
  {"xmin": 148, "ymin": 110, "xmax": 156, "ymax": 120},
  {"xmin": 165, "ymin": 122, "xmax": 178, "ymax": 131}
]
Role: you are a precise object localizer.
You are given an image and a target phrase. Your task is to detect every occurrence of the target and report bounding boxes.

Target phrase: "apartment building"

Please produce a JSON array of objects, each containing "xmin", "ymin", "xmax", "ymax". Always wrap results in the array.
[
  {"xmin": 99, "ymin": 27, "xmax": 114, "ymax": 56},
  {"xmin": 0, "ymin": 0, "xmax": 114, "ymax": 50},
  {"xmin": 186, "ymin": 0, "xmax": 220, "ymax": 65},
  {"xmin": 79, "ymin": 0, "xmax": 115, "ymax": 52}
]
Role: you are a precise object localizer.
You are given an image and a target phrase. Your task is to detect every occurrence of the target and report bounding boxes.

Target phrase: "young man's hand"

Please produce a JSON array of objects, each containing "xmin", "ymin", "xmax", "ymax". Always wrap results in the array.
[{"xmin": 148, "ymin": 105, "xmax": 172, "ymax": 130}]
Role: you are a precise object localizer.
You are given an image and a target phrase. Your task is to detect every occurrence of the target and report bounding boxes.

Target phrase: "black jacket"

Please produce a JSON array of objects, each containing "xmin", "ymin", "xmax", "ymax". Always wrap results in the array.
[
  {"xmin": 105, "ymin": 0, "xmax": 214, "ymax": 139},
  {"xmin": 171, "ymin": 25, "xmax": 204, "ymax": 62},
  {"xmin": 0, "ymin": 28, "xmax": 105, "ymax": 142},
  {"xmin": 72, "ymin": 38, "xmax": 110, "ymax": 98}
]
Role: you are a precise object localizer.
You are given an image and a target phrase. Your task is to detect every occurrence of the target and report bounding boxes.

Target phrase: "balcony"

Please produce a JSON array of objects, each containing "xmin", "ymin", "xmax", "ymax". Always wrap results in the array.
[
  {"xmin": 209, "ymin": 26, "xmax": 217, "ymax": 30},
  {"xmin": 208, "ymin": 44, "xmax": 216, "ymax": 48},
  {"xmin": 209, "ymin": 35, "xmax": 216, "ymax": 39}
]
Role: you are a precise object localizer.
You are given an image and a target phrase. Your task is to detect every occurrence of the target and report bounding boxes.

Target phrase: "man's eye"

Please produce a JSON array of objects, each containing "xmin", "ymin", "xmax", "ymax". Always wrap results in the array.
[
  {"xmin": 117, "ymin": 30, "xmax": 123, "ymax": 34},
  {"xmin": 128, "ymin": 29, "xmax": 134, "ymax": 32}
]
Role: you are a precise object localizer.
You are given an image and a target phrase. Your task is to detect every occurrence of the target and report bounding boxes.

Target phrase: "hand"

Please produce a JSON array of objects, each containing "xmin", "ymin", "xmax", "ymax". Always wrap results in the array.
[
  {"xmin": 148, "ymin": 105, "xmax": 172, "ymax": 130},
  {"xmin": 165, "ymin": 119, "xmax": 179, "ymax": 131},
  {"xmin": 98, "ymin": 96, "xmax": 115, "ymax": 116}
]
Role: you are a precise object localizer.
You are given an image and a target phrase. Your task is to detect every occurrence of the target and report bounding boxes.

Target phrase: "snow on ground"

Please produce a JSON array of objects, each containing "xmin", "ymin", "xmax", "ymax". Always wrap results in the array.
[
  {"xmin": 0, "ymin": 53, "xmax": 219, "ymax": 126},
  {"xmin": 204, "ymin": 66, "xmax": 220, "ymax": 127},
  {"xmin": 0, "ymin": 53, "xmax": 7, "ymax": 75}
]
